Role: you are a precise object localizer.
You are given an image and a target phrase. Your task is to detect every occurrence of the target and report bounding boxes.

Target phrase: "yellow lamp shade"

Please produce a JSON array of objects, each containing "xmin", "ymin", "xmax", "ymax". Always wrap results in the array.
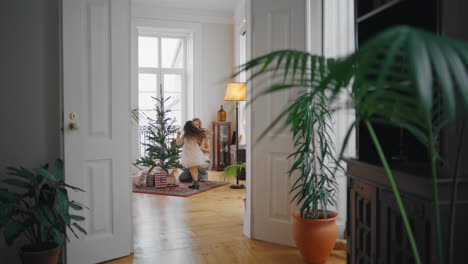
[{"xmin": 224, "ymin": 82, "xmax": 246, "ymax": 101}]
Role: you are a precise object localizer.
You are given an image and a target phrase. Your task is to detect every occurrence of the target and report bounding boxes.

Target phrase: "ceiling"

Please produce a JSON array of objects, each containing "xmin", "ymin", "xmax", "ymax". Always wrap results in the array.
[{"xmin": 132, "ymin": 0, "xmax": 239, "ymax": 13}]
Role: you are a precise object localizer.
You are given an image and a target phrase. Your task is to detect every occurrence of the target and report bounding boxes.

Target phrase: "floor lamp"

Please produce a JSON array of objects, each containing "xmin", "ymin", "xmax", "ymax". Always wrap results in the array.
[{"xmin": 224, "ymin": 82, "xmax": 246, "ymax": 189}]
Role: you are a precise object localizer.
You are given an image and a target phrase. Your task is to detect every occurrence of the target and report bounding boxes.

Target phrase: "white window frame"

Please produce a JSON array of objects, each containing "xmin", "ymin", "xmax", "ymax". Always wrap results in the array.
[
  {"xmin": 137, "ymin": 32, "xmax": 188, "ymax": 124},
  {"xmin": 131, "ymin": 19, "xmax": 201, "ymax": 172}
]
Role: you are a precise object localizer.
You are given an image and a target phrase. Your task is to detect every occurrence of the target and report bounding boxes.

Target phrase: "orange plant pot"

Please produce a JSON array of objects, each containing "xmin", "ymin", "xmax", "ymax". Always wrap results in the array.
[{"xmin": 292, "ymin": 211, "xmax": 338, "ymax": 264}]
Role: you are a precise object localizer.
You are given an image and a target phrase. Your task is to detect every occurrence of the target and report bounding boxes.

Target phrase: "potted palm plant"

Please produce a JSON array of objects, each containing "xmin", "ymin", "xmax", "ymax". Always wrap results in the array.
[
  {"xmin": 240, "ymin": 52, "xmax": 342, "ymax": 263},
  {"xmin": 241, "ymin": 26, "xmax": 468, "ymax": 264},
  {"xmin": 0, "ymin": 159, "xmax": 86, "ymax": 264}
]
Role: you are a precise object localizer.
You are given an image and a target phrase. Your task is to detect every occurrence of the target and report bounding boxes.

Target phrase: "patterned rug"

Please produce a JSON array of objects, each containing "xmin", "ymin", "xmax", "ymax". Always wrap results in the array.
[{"xmin": 132, "ymin": 181, "xmax": 229, "ymax": 197}]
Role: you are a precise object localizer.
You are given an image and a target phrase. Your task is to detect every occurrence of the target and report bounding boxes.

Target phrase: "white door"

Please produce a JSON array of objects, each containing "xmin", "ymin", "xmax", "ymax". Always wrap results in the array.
[
  {"xmin": 249, "ymin": 0, "xmax": 306, "ymax": 246},
  {"xmin": 322, "ymin": 0, "xmax": 356, "ymax": 238},
  {"xmin": 62, "ymin": 0, "xmax": 132, "ymax": 263}
]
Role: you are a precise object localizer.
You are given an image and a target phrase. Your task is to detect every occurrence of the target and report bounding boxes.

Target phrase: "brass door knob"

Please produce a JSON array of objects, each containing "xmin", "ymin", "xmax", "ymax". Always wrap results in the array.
[{"xmin": 69, "ymin": 122, "xmax": 80, "ymax": 131}]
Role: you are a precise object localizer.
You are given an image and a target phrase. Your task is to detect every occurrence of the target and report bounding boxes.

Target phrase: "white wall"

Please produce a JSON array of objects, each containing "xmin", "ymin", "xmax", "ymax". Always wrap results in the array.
[
  {"xmin": 233, "ymin": 0, "xmax": 246, "ymax": 81},
  {"xmin": 132, "ymin": 4, "xmax": 235, "ymax": 163},
  {"xmin": 199, "ymin": 23, "xmax": 235, "ymax": 133},
  {"xmin": 0, "ymin": 0, "xmax": 60, "ymax": 263}
]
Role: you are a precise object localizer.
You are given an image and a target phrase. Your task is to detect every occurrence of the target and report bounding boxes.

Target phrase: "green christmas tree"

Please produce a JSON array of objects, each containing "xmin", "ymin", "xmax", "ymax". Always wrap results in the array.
[{"xmin": 135, "ymin": 90, "xmax": 182, "ymax": 174}]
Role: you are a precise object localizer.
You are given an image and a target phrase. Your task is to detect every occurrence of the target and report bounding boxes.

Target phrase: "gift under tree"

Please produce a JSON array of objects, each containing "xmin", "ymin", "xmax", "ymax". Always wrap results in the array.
[{"xmin": 135, "ymin": 90, "xmax": 183, "ymax": 187}]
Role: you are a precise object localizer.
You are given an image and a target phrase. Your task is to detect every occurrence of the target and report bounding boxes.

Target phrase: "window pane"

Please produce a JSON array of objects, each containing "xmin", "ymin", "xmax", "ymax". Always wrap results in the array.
[
  {"xmin": 164, "ymin": 92, "xmax": 181, "ymax": 110},
  {"xmin": 162, "ymin": 38, "xmax": 184, "ymax": 68},
  {"xmin": 138, "ymin": 73, "xmax": 157, "ymax": 92},
  {"xmin": 163, "ymin": 74, "xmax": 182, "ymax": 117},
  {"xmin": 138, "ymin": 110, "xmax": 156, "ymax": 126},
  {"xmin": 167, "ymin": 110, "xmax": 182, "ymax": 128},
  {"xmin": 163, "ymin": 74, "xmax": 182, "ymax": 93},
  {"xmin": 138, "ymin": 36, "xmax": 158, "ymax": 67},
  {"xmin": 139, "ymin": 92, "xmax": 156, "ymax": 110}
]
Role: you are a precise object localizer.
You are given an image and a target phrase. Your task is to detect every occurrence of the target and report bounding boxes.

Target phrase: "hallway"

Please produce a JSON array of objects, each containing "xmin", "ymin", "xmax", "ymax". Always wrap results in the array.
[{"xmin": 104, "ymin": 172, "xmax": 345, "ymax": 263}]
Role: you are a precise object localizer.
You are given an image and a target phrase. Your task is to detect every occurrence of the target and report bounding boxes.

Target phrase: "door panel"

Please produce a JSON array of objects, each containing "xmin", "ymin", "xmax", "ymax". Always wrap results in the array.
[
  {"xmin": 62, "ymin": 0, "xmax": 132, "ymax": 263},
  {"xmin": 250, "ymin": 0, "xmax": 306, "ymax": 246}
]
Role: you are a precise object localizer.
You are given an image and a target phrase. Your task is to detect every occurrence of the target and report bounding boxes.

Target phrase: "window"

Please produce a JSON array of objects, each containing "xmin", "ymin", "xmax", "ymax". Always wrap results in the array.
[
  {"xmin": 137, "ymin": 34, "xmax": 186, "ymax": 128},
  {"xmin": 137, "ymin": 34, "xmax": 187, "ymax": 157}
]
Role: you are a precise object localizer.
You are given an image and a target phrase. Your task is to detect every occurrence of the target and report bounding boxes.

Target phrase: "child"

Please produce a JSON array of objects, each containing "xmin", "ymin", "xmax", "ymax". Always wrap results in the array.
[
  {"xmin": 176, "ymin": 121, "xmax": 208, "ymax": 189},
  {"xmin": 178, "ymin": 118, "xmax": 211, "ymax": 183}
]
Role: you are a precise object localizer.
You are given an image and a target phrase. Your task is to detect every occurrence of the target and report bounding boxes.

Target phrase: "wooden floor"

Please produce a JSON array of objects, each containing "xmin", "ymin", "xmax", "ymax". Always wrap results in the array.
[{"xmin": 103, "ymin": 171, "xmax": 345, "ymax": 264}]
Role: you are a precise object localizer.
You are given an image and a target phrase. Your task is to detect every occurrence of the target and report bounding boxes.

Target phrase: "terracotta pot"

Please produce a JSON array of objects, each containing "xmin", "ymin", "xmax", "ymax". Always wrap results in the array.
[
  {"xmin": 20, "ymin": 245, "xmax": 60, "ymax": 264},
  {"xmin": 292, "ymin": 211, "xmax": 338, "ymax": 264}
]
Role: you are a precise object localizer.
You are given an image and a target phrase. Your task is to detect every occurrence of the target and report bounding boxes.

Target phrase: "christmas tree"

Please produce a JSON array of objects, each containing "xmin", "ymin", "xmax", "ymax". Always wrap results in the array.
[{"xmin": 135, "ymin": 90, "xmax": 182, "ymax": 174}]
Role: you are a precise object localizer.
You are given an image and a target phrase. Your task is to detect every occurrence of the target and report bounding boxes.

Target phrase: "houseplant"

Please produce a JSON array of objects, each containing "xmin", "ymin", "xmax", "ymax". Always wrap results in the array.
[
  {"xmin": 223, "ymin": 162, "xmax": 246, "ymax": 182},
  {"xmin": 0, "ymin": 159, "xmax": 87, "ymax": 264},
  {"xmin": 240, "ymin": 26, "xmax": 468, "ymax": 264},
  {"xmin": 135, "ymin": 90, "xmax": 183, "ymax": 187},
  {"xmin": 224, "ymin": 163, "xmax": 247, "ymax": 208},
  {"xmin": 240, "ymin": 51, "xmax": 342, "ymax": 263}
]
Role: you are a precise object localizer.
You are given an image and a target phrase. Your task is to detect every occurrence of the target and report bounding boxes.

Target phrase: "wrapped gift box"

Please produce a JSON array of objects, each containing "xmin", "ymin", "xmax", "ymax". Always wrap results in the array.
[{"xmin": 153, "ymin": 168, "xmax": 168, "ymax": 188}]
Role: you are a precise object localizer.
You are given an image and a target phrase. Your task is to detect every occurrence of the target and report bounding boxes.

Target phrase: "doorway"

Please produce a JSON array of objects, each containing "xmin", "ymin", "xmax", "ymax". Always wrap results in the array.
[
  {"xmin": 62, "ymin": 0, "xmax": 353, "ymax": 262},
  {"xmin": 123, "ymin": 8, "xmax": 251, "ymax": 263}
]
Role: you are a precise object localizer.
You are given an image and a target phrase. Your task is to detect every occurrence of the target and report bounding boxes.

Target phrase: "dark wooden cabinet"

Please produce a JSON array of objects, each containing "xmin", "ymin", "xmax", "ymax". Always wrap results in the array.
[
  {"xmin": 378, "ymin": 190, "xmax": 432, "ymax": 264},
  {"xmin": 349, "ymin": 0, "xmax": 468, "ymax": 263},
  {"xmin": 349, "ymin": 178, "xmax": 377, "ymax": 264},
  {"xmin": 212, "ymin": 122, "xmax": 231, "ymax": 170},
  {"xmin": 347, "ymin": 159, "xmax": 468, "ymax": 264}
]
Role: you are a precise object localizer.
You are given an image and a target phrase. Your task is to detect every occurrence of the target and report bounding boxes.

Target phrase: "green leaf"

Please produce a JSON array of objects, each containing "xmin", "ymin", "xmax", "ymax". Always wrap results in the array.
[
  {"xmin": 40, "ymin": 228, "xmax": 49, "ymax": 242},
  {"xmin": 70, "ymin": 214, "xmax": 85, "ymax": 221},
  {"xmin": 67, "ymin": 224, "xmax": 80, "ymax": 239},
  {"xmin": 426, "ymin": 37, "xmax": 456, "ymax": 120},
  {"xmin": 52, "ymin": 228, "xmax": 64, "ymax": 246},
  {"xmin": 35, "ymin": 168, "xmax": 58, "ymax": 182},
  {"xmin": 0, "ymin": 204, "xmax": 14, "ymax": 225},
  {"xmin": 72, "ymin": 222, "xmax": 87, "ymax": 235},
  {"xmin": 55, "ymin": 189, "xmax": 69, "ymax": 215},
  {"xmin": 53, "ymin": 159, "xmax": 64, "ymax": 181},
  {"xmin": 31, "ymin": 205, "xmax": 51, "ymax": 227},
  {"xmin": 3, "ymin": 221, "xmax": 24, "ymax": 245},
  {"xmin": 69, "ymin": 201, "xmax": 83, "ymax": 211},
  {"xmin": 6, "ymin": 167, "xmax": 34, "ymax": 182},
  {"xmin": 409, "ymin": 33, "xmax": 432, "ymax": 115},
  {"xmin": 3, "ymin": 178, "xmax": 31, "ymax": 189},
  {"xmin": 0, "ymin": 189, "xmax": 21, "ymax": 202},
  {"xmin": 42, "ymin": 206, "xmax": 56, "ymax": 224},
  {"xmin": 61, "ymin": 183, "xmax": 85, "ymax": 192}
]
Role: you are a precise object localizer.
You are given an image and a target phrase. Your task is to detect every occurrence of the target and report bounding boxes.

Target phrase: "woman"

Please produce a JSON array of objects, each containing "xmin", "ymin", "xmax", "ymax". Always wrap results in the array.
[
  {"xmin": 176, "ymin": 120, "xmax": 207, "ymax": 189},
  {"xmin": 192, "ymin": 118, "xmax": 210, "ymax": 157},
  {"xmin": 193, "ymin": 118, "xmax": 211, "ymax": 180}
]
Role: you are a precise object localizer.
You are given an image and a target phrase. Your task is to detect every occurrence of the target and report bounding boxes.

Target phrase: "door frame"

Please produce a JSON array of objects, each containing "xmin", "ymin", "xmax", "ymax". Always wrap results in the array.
[{"xmin": 59, "ymin": 0, "xmax": 356, "ymax": 259}]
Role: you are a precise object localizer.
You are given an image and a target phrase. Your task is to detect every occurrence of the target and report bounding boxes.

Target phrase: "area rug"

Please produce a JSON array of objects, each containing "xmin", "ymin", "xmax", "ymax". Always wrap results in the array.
[{"xmin": 133, "ymin": 181, "xmax": 229, "ymax": 197}]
